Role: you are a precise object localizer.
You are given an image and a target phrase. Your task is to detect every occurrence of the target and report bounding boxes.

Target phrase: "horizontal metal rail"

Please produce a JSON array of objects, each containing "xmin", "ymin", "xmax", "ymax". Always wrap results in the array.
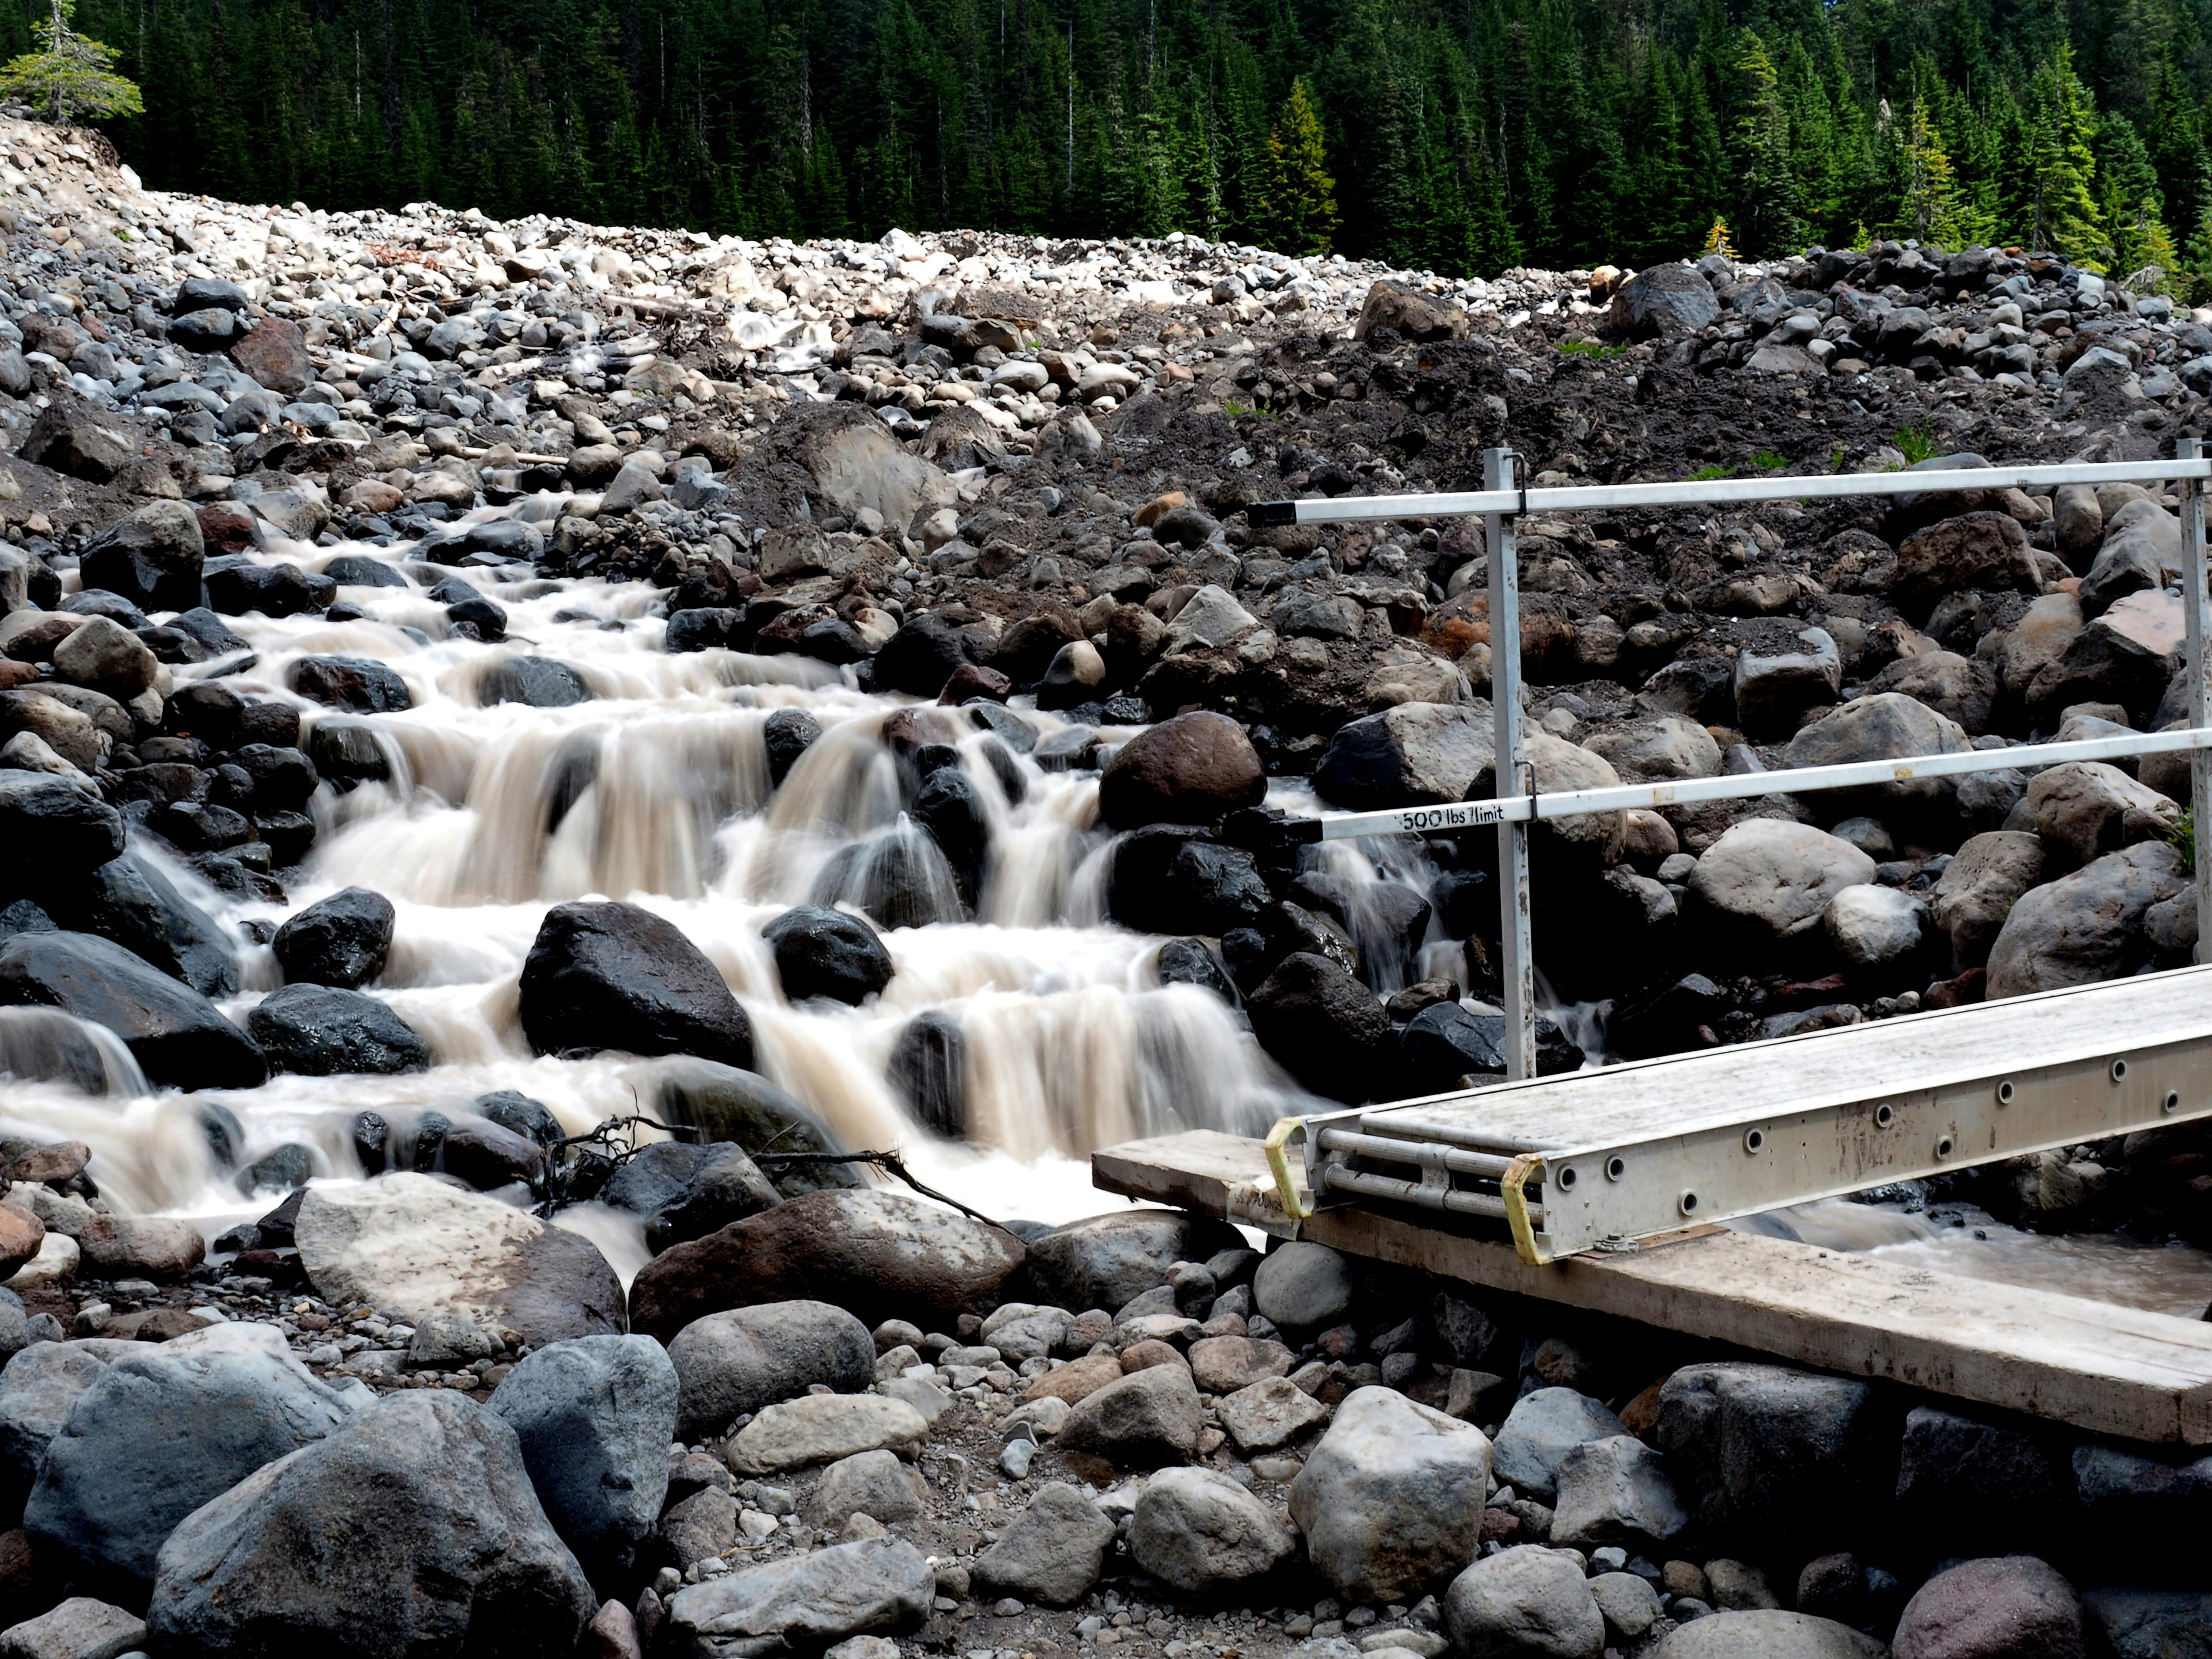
[
  {"xmin": 1250, "ymin": 438, "xmax": 2212, "ymax": 1257},
  {"xmin": 1296, "ymin": 724, "xmax": 2212, "ymax": 842},
  {"xmin": 1249, "ymin": 457, "xmax": 2212, "ymax": 528}
]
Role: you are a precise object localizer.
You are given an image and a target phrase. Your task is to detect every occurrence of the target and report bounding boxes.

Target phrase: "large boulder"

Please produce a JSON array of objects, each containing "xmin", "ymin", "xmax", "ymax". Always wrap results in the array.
[
  {"xmin": 485, "ymin": 1335, "xmax": 676, "ymax": 1587},
  {"xmin": 0, "ymin": 1599, "xmax": 145, "ymax": 1659},
  {"xmin": 1652, "ymin": 1611, "xmax": 1888, "ymax": 1659},
  {"xmin": 1444, "ymin": 1545, "xmax": 1605, "ymax": 1659},
  {"xmin": 295, "ymin": 1173, "xmax": 625, "ymax": 1346},
  {"xmin": 1129, "ymin": 1467, "xmax": 1297, "ymax": 1595},
  {"xmin": 1781, "ymin": 693, "xmax": 1972, "ymax": 822},
  {"xmin": 54, "ymin": 853, "xmax": 236, "ymax": 999},
  {"xmin": 519, "ymin": 901, "xmax": 752, "ymax": 1068},
  {"xmin": 1245, "ymin": 951, "xmax": 1392, "ymax": 1104},
  {"xmin": 1584, "ymin": 714, "xmax": 1721, "ymax": 783},
  {"xmin": 1314, "ymin": 702, "xmax": 1493, "ymax": 810},
  {"xmin": 1022, "ymin": 1210, "xmax": 1244, "ymax": 1313},
  {"xmin": 1290, "ymin": 1385, "xmax": 1493, "ymax": 1603},
  {"xmin": 1891, "ymin": 1556, "xmax": 2084, "ymax": 1659},
  {"xmin": 1356, "ymin": 280, "xmax": 1471, "ymax": 342},
  {"xmin": 1985, "ymin": 842, "xmax": 2189, "ymax": 998},
  {"xmin": 2027, "ymin": 761, "xmax": 2181, "ymax": 867},
  {"xmin": 1733, "ymin": 628, "xmax": 1841, "ymax": 739},
  {"xmin": 272, "ymin": 887, "xmax": 394, "ymax": 988},
  {"xmin": 246, "ymin": 983, "xmax": 431, "ymax": 1076},
  {"xmin": 661, "ymin": 1536, "xmax": 933, "ymax": 1652},
  {"xmin": 1893, "ymin": 512, "xmax": 2042, "ymax": 616},
  {"xmin": 1866, "ymin": 650, "xmax": 1997, "ymax": 736},
  {"xmin": 144, "ymin": 1391, "xmax": 597, "ymax": 1659},
  {"xmin": 287, "ymin": 655, "xmax": 412, "ymax": 713},
  {"xmin": 1097, "ymin": 712, "xmax": 1266, "ymax": 830},
  {"xmin": 1894, "ymin": 1405, "xmax": 2067, "ymax": 1554},
  {"xmin": 1610, "ymin": 265, "xmax": 1719, "ymax": 337},
  {"xmin": 1687, "ymin": 822, "xmax": 1877, "ymax": 950},
  {"xmin": 0, "ymin": 931, "xmax": 265, "ymax": 1091},
  {"xmin": 654, "ymin": 1059, "xmax": 863, "ymax": 1197},
  {"xmin": 1492, "ymin": 1387, "xmax": 1631, "ymax": 1503},
  {"xmin": 0, "ymin": 776, "xmax": 123, "ymax": 876},
  {"xmin": 27, "ymin": 1342, "xmax": 357, "ymax": 1601},
  {"xmin": 761, "ymin": 906, "xmax": 893, "ymax": 1006},
  {"xmin": 1550, "ymin": 1435, "xmax": 1689, "ymax": 1550},
  {"xmin": 77, "ymin": 502, "xmax": 205, "ymax": 613},
  {"xmin": 1932, "ymin": 832, "xmax": 2048, "ymax": 967},
  {"xmin": 665, "ymin": 1301, "xmax": 875, "ymax": 1443},
  {"xmin": 800, "ymin": 405, "xmax": 957, "ymax": 530},
  {"xmin": 1655, "ymin": 1363, "xmax": 1890, "ymax": 1554},
  {"xmin": 1057, "ymin": 1363, "xmax": 1203, "ymax": 1467},
  {"xmin": 2026, "ymin": 591, "xmax": 2184, "ymax": 726},
  {"xmin": 804, "ymin": 1449, "xmax": 927, "ymax": 1530},
  {"xmin": 628, "ymin": 1189, "xmax": 1025, "ymax": 1340},
  {"xmin": 972, "ymin": 1483, "xmax": 1118, "ymax": 1607},
  {"xmin": 1252, "ymin": 1241, "xmax": 1356, "ymax": 1331},
  {"xmin": 723, "ymin": 1394, "xmax": 927, "ymax": 1475},
  {"xmin": 0, "ymin": 1341, "xmax": 139, "ymax": 1521}
]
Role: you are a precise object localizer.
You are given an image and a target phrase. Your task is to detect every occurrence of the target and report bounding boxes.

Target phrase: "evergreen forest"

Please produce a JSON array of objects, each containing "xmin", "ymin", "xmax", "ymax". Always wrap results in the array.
[{"xmin": 20, "ymin": 0, "xmax": 2212, "ymax": 286}]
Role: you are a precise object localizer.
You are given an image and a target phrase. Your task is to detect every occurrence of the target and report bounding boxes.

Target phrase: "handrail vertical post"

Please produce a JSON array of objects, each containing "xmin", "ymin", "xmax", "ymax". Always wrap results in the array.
[
  {"xmin": 2183, "ymin": 437, "xmax": 2212, "ymax": 962},
  {"xmin": 1485, "ymin": 446, "xmax": 1537, "ymax": 1081}
]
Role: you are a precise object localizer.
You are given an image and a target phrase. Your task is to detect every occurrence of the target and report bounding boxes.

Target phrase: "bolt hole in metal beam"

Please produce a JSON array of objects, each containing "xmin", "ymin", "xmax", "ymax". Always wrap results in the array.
[
  {"xmin": 2113, "ymin": 1059, "xmax": 2131, "ymax": 1084},
  {"xmin": 1743, "ymin": 1129, "xmax": 1766, "ymax": 1154},
  {"xmin": 1605, "ymin": 1155, "xmax": 1626, "ymax": 1181},
  {"xmin": 1936, "ymin": 1135, "xmax": 1956, "ymax": 1160},
  {"xmin": 1875, "ymin": 1104, "xmax": 1896, "ymax": 1129},
  {"xmin": 2166, "ymin": 1091, "xmax": 2183, "ymax": 1115},
  {"xmin": 1997, "ymin": 1080, "xmax": 2016, "ymax": 1106}
]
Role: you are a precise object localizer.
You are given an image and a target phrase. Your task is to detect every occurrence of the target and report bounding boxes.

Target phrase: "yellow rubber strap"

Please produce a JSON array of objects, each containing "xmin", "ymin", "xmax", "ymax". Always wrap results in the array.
[
  {"xmin": 1263, "ymin": 1117, "xmax": 1313, "ymax": 1222},
  {"xmin": 1503, "ymin": 1154, "xmax": 1551, "ymax": 1266}
]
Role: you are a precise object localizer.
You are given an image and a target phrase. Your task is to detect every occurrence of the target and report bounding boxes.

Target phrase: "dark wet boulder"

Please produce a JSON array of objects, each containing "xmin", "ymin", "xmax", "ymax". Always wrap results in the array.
[
  {"xmin": 628, "ymin": 1188, "xmax": 1027, "ymax": 1340},
  {"xmin": 287, "ymin": 655, "xmax": 412, "ymax": 713},
  {"xmin": 0, "ymin": 774, "xmax": 124, "ymax": 877},
  {"xmin": 1246, "ymin": 951, "xmax": 1393, "ymax": 1104},
  {"xmin": 204, "ymin": 557, "xmax": 332, "ymax": 619},
  {"xmin": 52, "ymin": 853, "xmax": 236, "ymax": 999},
  {"xmin": 599, "ymin": 1140, "xmax": 781, "ymax": 1253},
  {"xmin": 480, "ymin": 656, "xmax": 591, "ymax": 709},
  {"xmin": 247, "ymin": 984, "xmax": 430, "ymax": 1077},
  {"xmin": 0, "ymin": 932, "xmax": 265, "ymax": 1091},
  {"xmin": 913, "ymin": 767, "xmax": 990, "ymax": 903},
  {"xmin": 474, "ymin": 1090, "xmax": 562, "ymax": 1149},
  {"xmin": 655, "ymin": 1060, "xmax": 862, "ymax": 1197},
  {"xmin": 436, "ymin": 1116, "xmax": 550, "ymax": 1193},
  {"xmin": 874, "ymin": 609, "xmax": 990, "ymax": 697},
  {"xmin": 77, "ymin": 503, "xmax": 205, "ymax": 612},
  {"xmin": 888, "ymin": 1010, "xmax": 965, "ymax": 1139},
  {"xmin": 1395, "ymin": 1001, "xmax": 1583, "ymax": 1094},
  {"xmin": 1109, "ymin": 827, "xmax": 1273, "ymax": 937},
  {"xmin": 762, "ymin": 708, "xmax": 821, "ymax": 788},
  {"xmin": 272, "ymin": 887, "xmax": 395, "ymax": 988},
  {"xmin": 763, "ymin": 905, "xmax": 894, "ymax": 1006},
  {"xmin": 519, "ymin": 901, "xmax": 752, "ymax": 1068}
]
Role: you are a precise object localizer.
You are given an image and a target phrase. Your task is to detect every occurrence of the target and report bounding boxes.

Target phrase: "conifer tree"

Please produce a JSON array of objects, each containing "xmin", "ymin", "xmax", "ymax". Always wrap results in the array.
[
  {"xmin": 1262, "ymin": 77, "xmax": 1337, "ymax": 255},
  {"xmin": 1896, "ymin": 91, "xmax": 1966, "ymax": 248},
  {"xmin": 0, "ymin": 0, "xmax": 140, "ymax": 123},
  {"xmin": 2099, "ymin": 116, "xmax": 2177, "ymax": 285},
  {"xmin": 2030, "ymin": 45, "xmax": 2105, "ymax": 267},
  {"xmin": 1728, "ymin": 32, "xmax": 1800, "ymax": 256}
]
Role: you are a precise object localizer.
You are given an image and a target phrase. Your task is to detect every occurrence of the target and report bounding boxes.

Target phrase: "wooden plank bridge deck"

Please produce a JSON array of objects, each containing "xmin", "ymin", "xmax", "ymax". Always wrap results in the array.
[{"xmin": 1093, "ymin": 1128, "xmax": 2212, "ymax": 1447}]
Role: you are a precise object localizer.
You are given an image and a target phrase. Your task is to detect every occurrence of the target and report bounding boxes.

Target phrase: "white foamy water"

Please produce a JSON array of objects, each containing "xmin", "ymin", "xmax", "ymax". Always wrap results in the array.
[{"xmin": 4, "ymin": 527, "xmax": 1333, "ymax": 1243}]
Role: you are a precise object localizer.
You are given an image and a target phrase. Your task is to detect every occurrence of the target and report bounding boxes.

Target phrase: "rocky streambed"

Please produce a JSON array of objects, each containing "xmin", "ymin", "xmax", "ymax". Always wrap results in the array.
[{"xmin": 0, "ymin": 111, "xmax": 2200, "ymax": 1659}]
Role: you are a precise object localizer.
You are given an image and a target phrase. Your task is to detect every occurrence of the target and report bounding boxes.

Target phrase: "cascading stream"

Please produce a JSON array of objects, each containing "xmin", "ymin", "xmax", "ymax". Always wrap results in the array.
[{"xmin": 0, "ymin": 523, "xmax": 1328, "ymax": 1260}]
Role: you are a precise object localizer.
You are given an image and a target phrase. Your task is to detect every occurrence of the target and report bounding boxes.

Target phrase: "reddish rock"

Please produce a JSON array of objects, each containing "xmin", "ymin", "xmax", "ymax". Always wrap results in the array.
[
  {"xmin": 1894, "ymin": 512, "xmax": 2041, "ymax": 616},
  {"xmin": 938, "ymin": 663, "xmax": 1013, "ymax": 704},
  {"xmin": 2, "ymin": 1140, "xmax": 87, "ymax": 1185},
  {"xmin": 1892, "ymin": 1556, "xmax": 2085, "ymax": 1659},
  {"xmin": 1096, "ymin": 710, "xmax": 1266, "ymax": 830},
  {"xmin": 1118, "ymin": 1340, "xmax": 1189, "ymax": 1375},
  {"xmin": 229, "ymin": 314, "xmax": 313, "ymax": 395},
  {"xmin": 1189, "ymin": 1335, "xmax": 1296, "ymax": 1394},
  {"xmin": 626, "ymin": 1188, "xmax": 1024, "ymax": 1341},
  {"xmin": 1026, "ymin": 1354, "xmax": 1124, "ymax": 1406},
  {"xmin": 195, "ymin": 504, "xmax": 259, "ymax": 555},
  {"xmin": 0, "ymin": 1203, "xmax": 42, "ymax": 1281},
  {"xmin": 76, "ymin": 1214, "xmax": 204, "ymax": 1281},
  {"xmin": 0, "ymin": 661, "xmax": 36, "ymax": 691}
]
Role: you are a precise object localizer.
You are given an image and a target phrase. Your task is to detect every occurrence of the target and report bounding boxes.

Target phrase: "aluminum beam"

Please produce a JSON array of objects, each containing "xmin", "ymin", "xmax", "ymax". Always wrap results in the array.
[{"xmin": 1274, "ymin": 964, "xmax": 2212, "ymax": 1262}]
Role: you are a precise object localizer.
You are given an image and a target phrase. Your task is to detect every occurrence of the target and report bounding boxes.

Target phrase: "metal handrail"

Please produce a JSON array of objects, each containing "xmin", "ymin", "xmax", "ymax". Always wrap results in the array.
[{"xmin": 1253, "ymin": 439, "xmax": 2212, "ymax": 1180}]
